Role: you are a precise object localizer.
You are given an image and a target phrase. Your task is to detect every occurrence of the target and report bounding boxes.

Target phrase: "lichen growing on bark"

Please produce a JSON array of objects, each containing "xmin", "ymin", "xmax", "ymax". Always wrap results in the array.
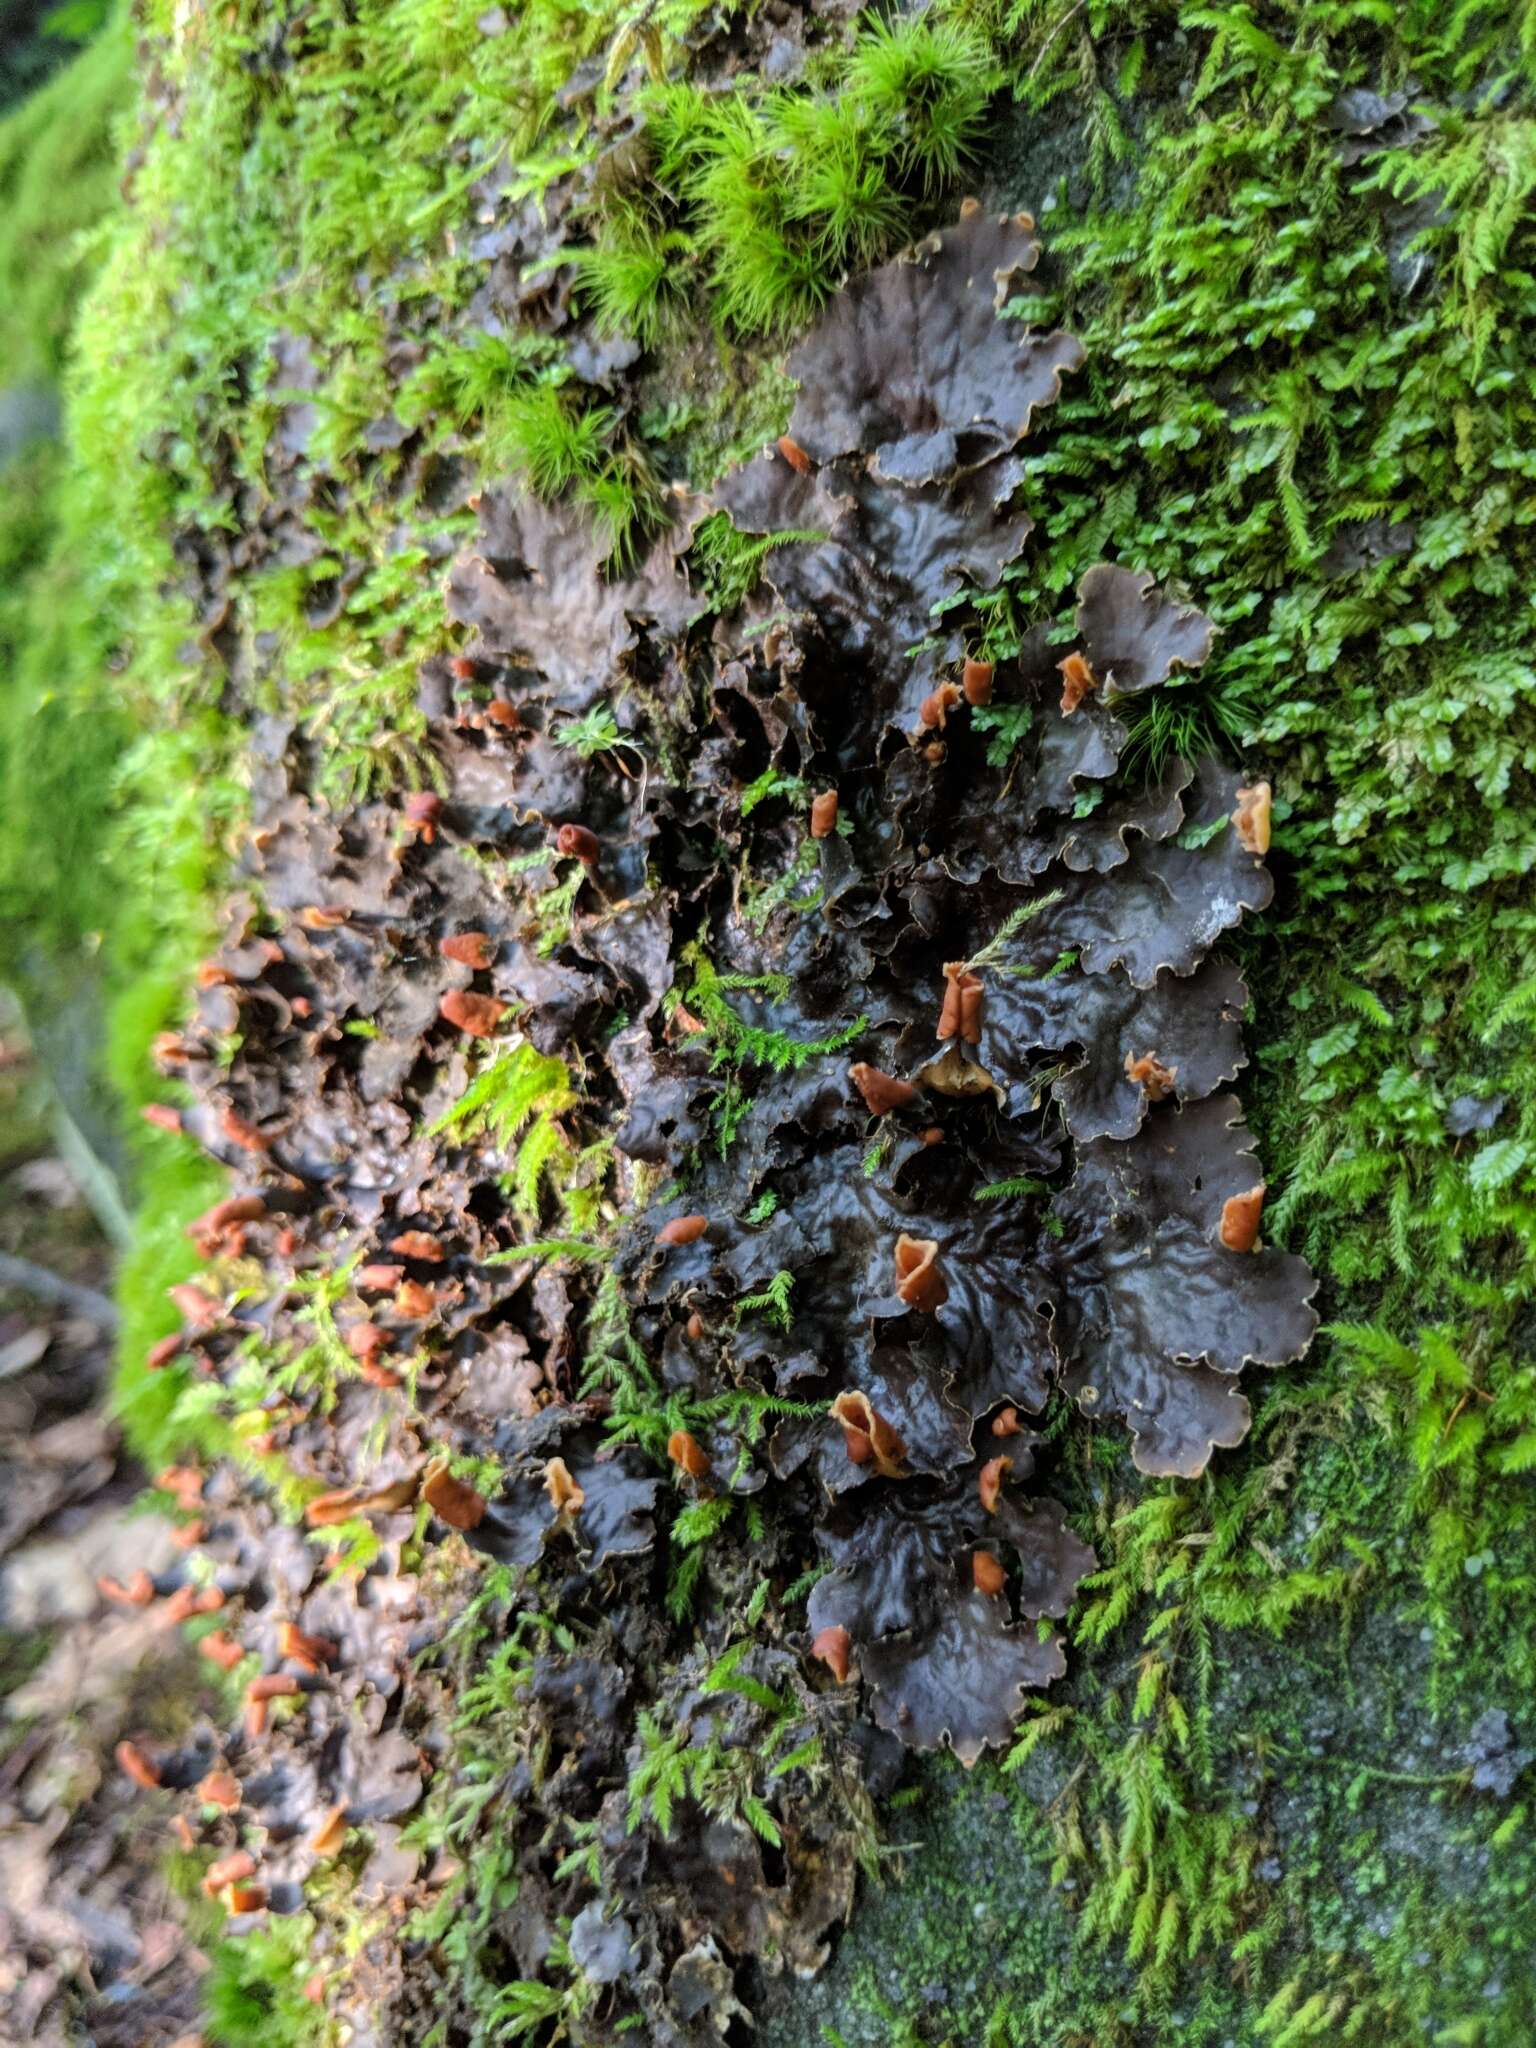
[{"xmin": 104, "ymin": 207, "xmax": 1316, "ymax": 2040}]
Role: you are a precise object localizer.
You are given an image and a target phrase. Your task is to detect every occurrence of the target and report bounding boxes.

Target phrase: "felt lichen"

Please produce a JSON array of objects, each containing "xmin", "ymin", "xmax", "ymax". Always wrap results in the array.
[{"xmin": 96, "ymin": 203, "xmax": 1317, "ymax": 2046}]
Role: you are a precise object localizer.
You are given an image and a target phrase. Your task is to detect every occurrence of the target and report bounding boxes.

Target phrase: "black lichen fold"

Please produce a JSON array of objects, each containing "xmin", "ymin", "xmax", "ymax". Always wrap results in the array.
[{"xmin": 133, "ymin": 207, "xmax": 1314, "ymax": 2041}]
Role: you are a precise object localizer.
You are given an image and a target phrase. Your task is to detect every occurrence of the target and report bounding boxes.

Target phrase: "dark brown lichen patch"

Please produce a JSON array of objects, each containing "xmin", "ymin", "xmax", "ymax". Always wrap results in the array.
[
  {"xmin": 122, "ymin": 206, "xmax": 1314, "ymax": 2034},
  {"xmin": 1052, "ymin": 1098, "xmax": 1316, "ymax": 1476},
  {"xmin": 783, "ymin": 206, "xmax": 1085, "ymax": 484},
  {"xmin": 1074, "ymin": 563, "xmax": 1215, "ymax": 698}
]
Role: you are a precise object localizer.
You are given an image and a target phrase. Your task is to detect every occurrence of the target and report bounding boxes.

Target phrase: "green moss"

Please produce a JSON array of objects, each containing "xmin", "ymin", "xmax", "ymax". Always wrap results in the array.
[
  {"xmin": 0, "ymin": 11, "xmax": 131, "ymax": 381},
  {"xmin": 497, "ymin": 379, "xmax": 665, "ymax": 565},
  {"xmin": 571, "ymin": 213, "xmax": 695, "ymax": 345},
  {"xmin": 201, "ymin": 1912, "xmax": 328, "ymax": 2048},
  {"xmin": 0, "ymin": 13, "xmax": 136, "ymax": 987},
  {"xmin": 110, "ymin": 1134, "xmax": 230, "ymax": 1465},
  {"xmin": 579, "ymin": 17, "xmax": 998, "ymax": 340}
]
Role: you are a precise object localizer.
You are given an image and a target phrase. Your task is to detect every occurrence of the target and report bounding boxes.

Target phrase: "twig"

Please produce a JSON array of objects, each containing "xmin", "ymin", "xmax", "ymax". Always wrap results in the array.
[
  {"xmin": 0, "ymin": 1251, "xmax": 117, "ymax": 1327},
  {"xmin": 1028, "ymin": 0, "xmax": 1088, "ymax": 82},
  {"xmin": 50, "ymin": 1097, "xmax": 133, "ymax": 1251},
  {"xmin": 0, "ymin": 982, "xmax": 133, "ymax": 1250}
]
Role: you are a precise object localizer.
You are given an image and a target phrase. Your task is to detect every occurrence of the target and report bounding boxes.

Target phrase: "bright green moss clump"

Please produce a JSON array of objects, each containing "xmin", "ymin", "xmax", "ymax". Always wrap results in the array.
[{"xmin": 577, "ymin": 18, "xmax": 997, "ymax": 337}]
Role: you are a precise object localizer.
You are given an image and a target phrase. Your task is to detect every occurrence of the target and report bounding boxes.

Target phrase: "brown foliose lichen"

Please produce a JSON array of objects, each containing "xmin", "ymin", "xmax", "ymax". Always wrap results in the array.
[{"xmin": 124, "ymin": 208, "xmax": 1314, "ymax": 2042}]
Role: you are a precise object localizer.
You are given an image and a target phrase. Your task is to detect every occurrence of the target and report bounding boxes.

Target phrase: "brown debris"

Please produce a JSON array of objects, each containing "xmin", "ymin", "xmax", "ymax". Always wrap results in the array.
[
  {"xmin": 918, "ymin": 682, "xmax": 962, "ymax": 730},
  {"xmin": 199, "ymin": 1632, "xmax": 246, "ymax": 1674},
  {"xmin": 776, "ymin": 433, "xmax": 812, "ymax": 475},
  {"xmin": 544, "ymin": 1456, "xmax": 586, "ymax": 1517},
  {"xmin": 303, "ymin": 1474, "xmax": 419, "ymax": 1528},
  {"xmin": 309, "ymin": 1805, "xmax": 349, "ymax": 1859},
  {"xmin": 99, "ymin": 1569, "xmax": 156, "ymax": 1607},
  {"xmin": 197, "ymin": 1769, "xmax": 241, "ymax": 1811},
  {"xmin": 962, "ymin": 657, "xmax": 994, "ymax": 705},
  {"xmin": 157, "ymin": 1464, "xmax": 205, "ymax": 1509},
  {"xmin": 219, "ymin": 1106, "xmax": 271, "ymax": 1152},
  {"xmin": 917, "ymin": 1041, "xmax": 1000, "ymax": 1099},
  {"xmin": 667, "ymin": 1430, "xmax": 711, "ymax": 1479},
  {"xmin": 166, "ymin": 1585, "xmax": 223, "ymax": 1624},
  {"xmin": 655, "ymin": 1213, "xmax": 708, "ymax": 1247},
  {"xmin": 168, "ymin": 1282, "xmax": 220, "ymax": 1329},
  {"xmin": 303, "ymin": 1491, "xmax": 360, "ymax": 1530},
  {"xmin": 810, "ymin": 1624, "xmax": 852, "ymax": 1682},
  {"xmin": 115, "ymin": 1740, "xmax": 162, "ymax": 1790},
  {"xmin": 978, "ymin": 1455, "xmax": 1013, "ymax": 1513},
  {"xmin": 555, "ymin": 821, "xmax": 600, "ymax": 864},
  {"xmin": 972, "ymin": 1550, "xmax": 1007, "ymax": 1595},
  {"xmin": 203, "ymin": 1850, "xmax": 258, "ymax": 1898},
  {"xmin": 357, "ymin": 1262, "xmax": 406, "ymax": 1291},
  {"xmin": 278, "ymin": 1621, "xmax": 338, "ymax": 1672},
  {"xmin": 388, "ymin": 1232, "xmax": 444, "ymax": 1262},
  {"xmin": 439, "ymin": 930, "xmax": 497, "ymax": 968},
  {"xmin": 247, "ymin": 1673, "xmax": 302, "ymax": 1704},
  {"xmin": 403, "ymin": 790, "xmax": 443, "ymax": 842},
  {"xmin": 245, "ymin": 1672, "xmax": 302, "ymax": 1739}
]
